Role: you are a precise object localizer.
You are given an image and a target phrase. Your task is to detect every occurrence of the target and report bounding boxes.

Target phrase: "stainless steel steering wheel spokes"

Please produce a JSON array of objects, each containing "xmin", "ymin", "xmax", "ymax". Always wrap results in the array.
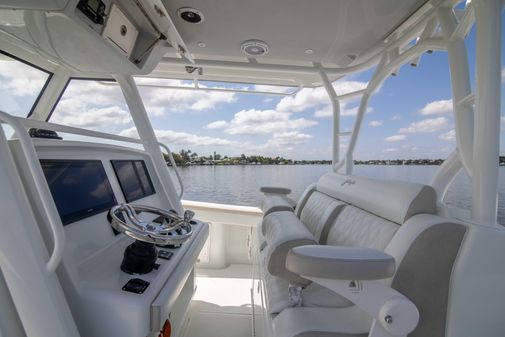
[{"xmin": 109, "ymin": 204, "xmax": 194, "ymax": 245}]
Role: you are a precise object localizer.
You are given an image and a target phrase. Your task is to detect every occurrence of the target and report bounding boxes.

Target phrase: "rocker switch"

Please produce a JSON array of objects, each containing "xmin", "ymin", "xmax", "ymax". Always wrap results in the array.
[
  {"xmin": 122, "ymin": 278, "xmax": 149, "ymax": 294},
  {"xmin": 158, "ymin": 250, "xmax": 173, "ymax": 260}
]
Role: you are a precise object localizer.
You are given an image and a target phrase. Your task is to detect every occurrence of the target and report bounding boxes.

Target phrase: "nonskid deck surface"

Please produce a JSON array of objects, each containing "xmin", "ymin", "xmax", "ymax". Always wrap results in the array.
[{"xmin": 182, "ymin": 264, "xmax": 258, "ymax": 337}]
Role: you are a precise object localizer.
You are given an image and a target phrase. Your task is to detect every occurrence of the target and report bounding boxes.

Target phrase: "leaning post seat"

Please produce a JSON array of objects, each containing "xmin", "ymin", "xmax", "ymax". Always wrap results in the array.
[{"xmin": 255, "ymin": 172, "xmax": 440, "ymax": 328}]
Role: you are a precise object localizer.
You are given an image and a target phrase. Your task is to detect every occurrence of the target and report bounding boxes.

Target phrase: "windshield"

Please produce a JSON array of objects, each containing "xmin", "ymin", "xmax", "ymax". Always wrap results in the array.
[
  {"xmin": 49, "ymin": 78, "xmax": 133, "ymax": 134},
  {"xmin": 0, "ymin": 51, "xmax": 52, "ymax": 117}
]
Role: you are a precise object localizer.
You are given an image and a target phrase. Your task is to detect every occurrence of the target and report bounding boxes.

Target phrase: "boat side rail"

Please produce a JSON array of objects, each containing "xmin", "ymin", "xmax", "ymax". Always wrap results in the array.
[{"xmin": 8, "ymin": 117, "xmax": 185, "ymax": 199}]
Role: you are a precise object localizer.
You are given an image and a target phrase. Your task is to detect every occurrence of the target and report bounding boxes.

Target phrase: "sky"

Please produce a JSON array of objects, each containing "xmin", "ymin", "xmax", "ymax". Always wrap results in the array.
[{"xmin": 1, "ymin": 14, "xmax": 504, "ymax": 161}]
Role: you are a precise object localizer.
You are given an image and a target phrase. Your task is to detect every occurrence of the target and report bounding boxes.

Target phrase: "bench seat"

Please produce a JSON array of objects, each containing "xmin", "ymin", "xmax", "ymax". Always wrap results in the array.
[{"xmin": 254, "ymin": 172, "xmax": 471, "ymax": 337}]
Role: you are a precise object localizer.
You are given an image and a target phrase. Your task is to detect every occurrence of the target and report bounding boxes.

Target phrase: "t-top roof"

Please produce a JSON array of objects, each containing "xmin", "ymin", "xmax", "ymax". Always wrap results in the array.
[{"xmin": 152, "ymin": 0, "xmax": 429, "ymax": 86}]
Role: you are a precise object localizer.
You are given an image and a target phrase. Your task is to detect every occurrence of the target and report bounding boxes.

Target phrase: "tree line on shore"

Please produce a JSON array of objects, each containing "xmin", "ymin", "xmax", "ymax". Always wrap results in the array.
[{"xmin": 163, "ymin": 149, "xmax": 505, "ymax": 167}]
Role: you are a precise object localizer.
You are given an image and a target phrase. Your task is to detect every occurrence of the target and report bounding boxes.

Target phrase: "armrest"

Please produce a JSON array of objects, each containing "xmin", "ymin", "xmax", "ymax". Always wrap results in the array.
[
  {"xmin": 286, "ymin": 246, "xmax": 418, "ymax": 337},
  {"xmin": 261, "ymin": 195, "xmax": 295, "ymax": 216},
  {"xmin": 260, "ymin": 186, "xmax": 292, "ymax": 195},
  {"xmin": 286, "ymin": 246, "xmax": 395, "ymax": 280}
]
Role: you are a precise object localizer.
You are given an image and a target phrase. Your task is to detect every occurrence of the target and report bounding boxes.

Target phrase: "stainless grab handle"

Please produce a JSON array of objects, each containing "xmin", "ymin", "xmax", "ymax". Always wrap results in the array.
[{"xmin": 158, "ymin": 142, "xmax": 184, "ymax": 199}]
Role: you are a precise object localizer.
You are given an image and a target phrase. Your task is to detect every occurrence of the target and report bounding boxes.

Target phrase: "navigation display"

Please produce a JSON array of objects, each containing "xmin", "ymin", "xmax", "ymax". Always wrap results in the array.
[
  {"xmin": 111, "ymin": 160, "xmax": 155, "ymax": 202},
  {"xmin": 40, "ymin": 160, "xmax": 117, "ymax": 225}
]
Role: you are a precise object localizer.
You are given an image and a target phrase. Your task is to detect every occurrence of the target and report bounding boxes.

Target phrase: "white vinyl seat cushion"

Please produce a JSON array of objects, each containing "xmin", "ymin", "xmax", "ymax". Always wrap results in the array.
[
  {"xmin": 325, "ymin": 206, "xmax": 399, "ymax": 249},
  {"xmin": 264, "ymin": 211, "xmax": 317, "ymax": 285},
  {"xmin": 298, "ymin": 191, "xmax": 346, "ymax": 242}
]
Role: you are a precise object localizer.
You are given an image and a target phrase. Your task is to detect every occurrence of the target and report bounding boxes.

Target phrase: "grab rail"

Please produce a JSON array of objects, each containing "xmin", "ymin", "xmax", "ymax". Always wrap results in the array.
[
  {"xmin": 0, "ymin": 111, "xmax": 65, "ymax": 273},
  {"xmin": 19, "ymin": 118, "xmax": 146, "ymax": 145},
  {"xmin": 13, "ymin": 118, "xmax": 185, "ymax": 198},
  {"xmin": 158, "ymin": 143, "xmax": 184, "ymax": 199}
]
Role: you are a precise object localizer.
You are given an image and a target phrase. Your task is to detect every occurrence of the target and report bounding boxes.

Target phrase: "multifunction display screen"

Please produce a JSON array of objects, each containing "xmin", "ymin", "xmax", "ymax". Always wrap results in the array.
[
  {"xmin": 111, "ymin": 160, "xmax": 155, "ymax": 202},
  {"xmin": 40, "ymin": 160, "xmax": 117, "ymax": 225}
]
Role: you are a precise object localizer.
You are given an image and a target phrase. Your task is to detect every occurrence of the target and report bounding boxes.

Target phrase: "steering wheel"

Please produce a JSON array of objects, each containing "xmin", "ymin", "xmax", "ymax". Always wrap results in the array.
[{"xmin": 109, "ymin": 204, "xmax": 194, "ymax": 245}]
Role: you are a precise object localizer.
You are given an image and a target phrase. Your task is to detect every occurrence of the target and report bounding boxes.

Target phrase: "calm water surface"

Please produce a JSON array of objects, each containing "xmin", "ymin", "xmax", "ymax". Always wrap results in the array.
[{"xmin": 171, "ymin": 165, "xmax": 505, "ymax": 225}]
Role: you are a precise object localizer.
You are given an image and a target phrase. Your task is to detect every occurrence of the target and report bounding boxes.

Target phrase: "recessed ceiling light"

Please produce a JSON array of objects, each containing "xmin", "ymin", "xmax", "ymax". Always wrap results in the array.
[
  {"xmin": 177, "ymin": 7, "xmax": 204, "ymax": 24},
  {"xmin": 197, "ymin": 42, "xmax": 206, "ymax": 47},
  {"xmin": 241, "ymin": 40, "xmax": 269, "ymax": 57},
  {"xmin": 305, "ymin": 49, "xmax": 314, "ymax": 54}
]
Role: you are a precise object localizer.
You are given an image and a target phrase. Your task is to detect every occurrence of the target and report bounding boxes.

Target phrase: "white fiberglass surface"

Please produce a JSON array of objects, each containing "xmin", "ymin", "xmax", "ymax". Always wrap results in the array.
[{"xmin": 183, "ymin": 264, "xmax": 255, "ymax": 337}]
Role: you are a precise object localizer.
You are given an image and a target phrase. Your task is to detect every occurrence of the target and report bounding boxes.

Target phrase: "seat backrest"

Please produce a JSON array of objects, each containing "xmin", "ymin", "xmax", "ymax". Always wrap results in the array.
[
  {"xmin": 298, "ymin": 191, "xmax": 346, "ymax": 242},
  {"xmin": 316, "ymin": 173, "xmax": 436, "ymax": 224},
  {"xmin": 325, "ymin": 205, "xmax": 399, "ymax": 249},
  {"xmin": 294, "ymin": 183, "xmax": 317, "ymax": 218},
  {"xmin": 309, "ymin": 172, "xmax": 437, "ymax": 249}
]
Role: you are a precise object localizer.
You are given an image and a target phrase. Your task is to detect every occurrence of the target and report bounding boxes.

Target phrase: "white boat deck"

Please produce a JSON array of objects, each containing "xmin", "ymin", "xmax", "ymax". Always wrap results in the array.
[{"xmin": 183, "ymin": 264, "xmax": 258, "ymax": 337}]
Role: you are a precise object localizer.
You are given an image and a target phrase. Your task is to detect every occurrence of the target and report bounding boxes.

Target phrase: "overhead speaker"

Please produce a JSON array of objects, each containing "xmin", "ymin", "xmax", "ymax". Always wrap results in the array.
[{"xmin": 241, "ymin": 39, "xmax": 269, "ymax": 57}]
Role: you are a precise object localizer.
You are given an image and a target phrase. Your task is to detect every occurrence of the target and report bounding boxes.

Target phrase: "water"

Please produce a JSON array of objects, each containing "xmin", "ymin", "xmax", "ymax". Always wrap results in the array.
[{"xmin": 172, "ymin": 165, "xmax": 505, "ymax": 225}]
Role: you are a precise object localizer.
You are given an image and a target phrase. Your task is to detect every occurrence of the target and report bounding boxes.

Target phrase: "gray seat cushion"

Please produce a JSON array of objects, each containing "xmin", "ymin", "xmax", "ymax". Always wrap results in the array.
[
  {"xmin": 264, "ymin": 211, "xmax": 317, "ymax": 285},
  {"xmin": 262, "ymin": 194, "xmax": 296, "ymax": 216},
  {"xmin": 286, "ymin": 245, "xmax": 396, "ymax": 280}
]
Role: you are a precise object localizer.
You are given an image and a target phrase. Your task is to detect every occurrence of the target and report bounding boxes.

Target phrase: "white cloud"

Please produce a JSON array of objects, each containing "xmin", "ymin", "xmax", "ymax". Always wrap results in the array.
[
  {"xmin": 53, "ymin": 106, "xmax": 131, "ymax": 128},
  {"xmin": 267, "ymin": 131, "xmax": 312, "ymax": 147},
  {"xmin": 210, "ymin": 109, "xmax": 317, "ymax": 135},
  {"xmin": 385, "ymin": 134, "xmax": 406, "ymax": 142},
  {"xmin": 418, "ymin": 99, "xmax": 452, "ymax": 115},
  {"xmin": 398, "ymin": 117, "xmax": 449, "ymax": 133},
  {"xmin": 384, "ymin": 148, "xmax": 399, "ymax": 152},
  {"xmin": 205, "ymin": 120, "xmax": 228, "ymax": 129},
  {"xmin": 313, "ymin": 105, "xmax": 373, "ymax": 118},
  {"xmin": 51, "ymin": 80, "xmax": 132, "ymax": 129},
  {"xmin": 368, "ymin": 120, "xmax": 383, "ymax": 127},
  {"xmin": 0, "ymin": 60, "xmax": 48, "ymax": 97},
  {"xmin": 392, "ymin": 115, "xmax": 401, "ymax": 121},
  {"xmin": 276, "ymin": 80, "xmax": 367, "ymax": 113},
  {"xmin": 119, "ymin": 127, "xmax": 312, "ymax": 155},
  {"xmin": 120, "ymin": 127, "xmax": 246, "ymax": 148},
  {"xmin": 439, "ymin": 129, "xmax": 456, "ymax": 141},
  {"xmin": 253, "ymin": 85, "xmax": 296, "ymax": 94},
  {"xmin": 137, "ymin": 78, "xmax": 236, "ymax": 115}
]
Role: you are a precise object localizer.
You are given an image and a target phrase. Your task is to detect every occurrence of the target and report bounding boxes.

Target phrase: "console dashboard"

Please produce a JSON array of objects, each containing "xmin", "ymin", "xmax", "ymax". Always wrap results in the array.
[{"xmin": 8, "ymin": 139, "xmax": 209, "ymax": 337}]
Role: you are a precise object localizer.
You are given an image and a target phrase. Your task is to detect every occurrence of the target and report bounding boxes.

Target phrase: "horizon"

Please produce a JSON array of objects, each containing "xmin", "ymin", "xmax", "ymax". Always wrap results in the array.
[{"xmin": 168, "ymin": 150, "xmax": 504, "ymax": 162}]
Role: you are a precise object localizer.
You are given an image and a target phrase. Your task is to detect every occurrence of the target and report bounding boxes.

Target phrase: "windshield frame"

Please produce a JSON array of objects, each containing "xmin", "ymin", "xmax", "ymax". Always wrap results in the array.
[{"xmin": 0, "ymin": 49, "xmax": 54, "ymax": 118}]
